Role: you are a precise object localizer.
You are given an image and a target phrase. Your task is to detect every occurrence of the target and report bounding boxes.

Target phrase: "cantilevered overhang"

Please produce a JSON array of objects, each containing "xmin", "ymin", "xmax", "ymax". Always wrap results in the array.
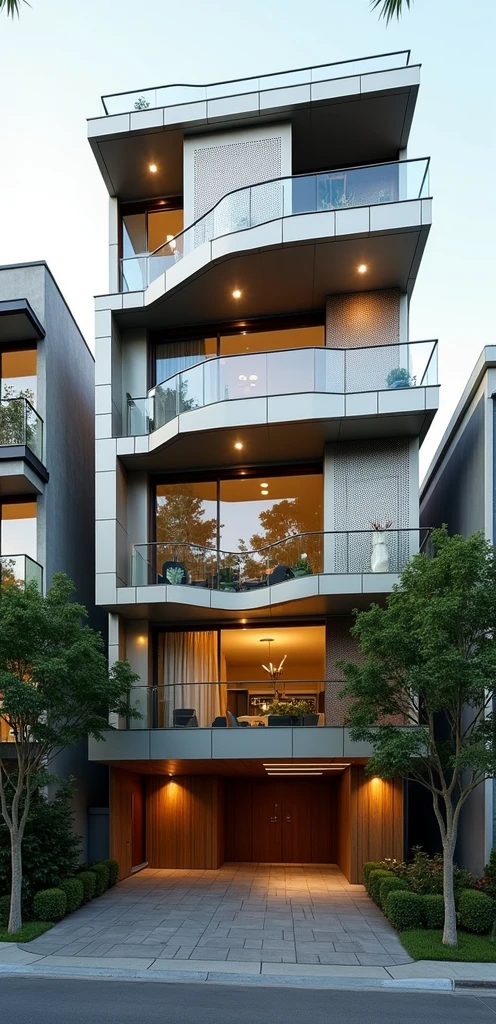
[
  {"xmin": 107, "ymin": 199, "xmax": 432, "ymax": 329},
  {"xmin": 88, "ymin": 63, "xmax": 420, "ymax": 201},
  {"xmin": 97, "ymin": 572, "xmax": 401, "ymax": 621},
  {"xmin": 0, "ymin": 299, "xmax": 45, "ymax": 343},
  {"xmin": 88, "ymin": 728, "xmax": 375, "ymax": 765},
  {"xmin": 0, "ymin": 447, "xmax": 48, "ymax": 494}
]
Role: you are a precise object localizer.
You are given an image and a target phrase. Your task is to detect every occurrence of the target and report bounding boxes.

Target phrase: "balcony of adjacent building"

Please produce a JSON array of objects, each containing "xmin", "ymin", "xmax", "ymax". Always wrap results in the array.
[
  {"xmin": 118, "ymin": 337, "xmax": 438, "ymax": 470},
  {"xmin": 107, "ymin": 157, "xmax": 432, "ymax": 325},
  {"xmin": 0, "ymin": 341, "xmax": 47, "ymax": 494}
]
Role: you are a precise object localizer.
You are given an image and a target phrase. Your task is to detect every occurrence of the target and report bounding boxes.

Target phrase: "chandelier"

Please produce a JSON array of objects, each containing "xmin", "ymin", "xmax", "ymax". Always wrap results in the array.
[{"xmin": 260, "ymin": 638, "xmax": 287, "ymax": 681}]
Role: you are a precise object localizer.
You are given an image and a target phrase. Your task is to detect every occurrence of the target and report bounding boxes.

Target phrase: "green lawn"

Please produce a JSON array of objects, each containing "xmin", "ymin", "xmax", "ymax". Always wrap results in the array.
[
  {"xmin": 0, "ymin": 921, "xmax": 53, "ymax": 943},
  {"xmin": 400, "ymin": 929, "xmax": 496, "ymax": 962}
]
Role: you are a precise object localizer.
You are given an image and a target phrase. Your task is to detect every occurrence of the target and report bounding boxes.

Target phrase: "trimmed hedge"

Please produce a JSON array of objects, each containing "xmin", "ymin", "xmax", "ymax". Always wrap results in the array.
[
  {"xmin": 363, "ymin": 862, "xmax": 384, "ymax": 888},
  {"xmin": 0, "ymin": 894, "xmax": 10, "ymax": 928},
  {"xmin": 33, "ymin": 888, "xmax": 66, "ymax": 922},
  {"xmin": 59, "ymin": 877, "xmax": 84, "ymax": 914},
  {"xmin": 78, "ymin": 870, "xmax": 97, "ymax": 903},
  {"xmin": 422, "ymin": 894, "xmax": 445, "ymax": 929},
  {"xmin": 379, "ymin": 876, "xmax": 409, "ymax": 909},
  {"xmin": 385, "ymin": 890, "xmax": 424, "ymax": 930},
  {"xmin": 104, "ymin": 859, "xmax": 119, "ymax": 887},
  {"xmin": 369, "ymin": 869, "xmax": 392, "ymax": 903},
  {"xmin": 91, "ymin": 862, "xmax": 110, "ymax": 897},
  {"xmin": 458, "ymin": 889, "xmax": 495, "ymax": 935}
]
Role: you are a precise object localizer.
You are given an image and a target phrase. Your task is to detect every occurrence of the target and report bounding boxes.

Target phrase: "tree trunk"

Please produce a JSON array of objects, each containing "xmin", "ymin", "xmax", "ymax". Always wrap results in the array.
[
  {"xmin": 8, "ymin": 830, "xmax": 23, "ymax": 933},
  {"xmin": 442, "ymin": 839, "xmax": 457, "ymax": 946}
]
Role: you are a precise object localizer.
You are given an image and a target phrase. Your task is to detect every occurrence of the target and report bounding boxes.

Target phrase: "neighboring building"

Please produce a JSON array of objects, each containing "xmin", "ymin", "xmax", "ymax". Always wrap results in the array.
[
  {"xmin": 87, "ymin": 52, "xmax": 439, "ymax": 881},
  {"xmin": 0, "ymin": 261, "xmax": 104, "ymax": 860},
  {"xmin": 420, "ymin": 346, "xmax": 496, "ymax": 875}
]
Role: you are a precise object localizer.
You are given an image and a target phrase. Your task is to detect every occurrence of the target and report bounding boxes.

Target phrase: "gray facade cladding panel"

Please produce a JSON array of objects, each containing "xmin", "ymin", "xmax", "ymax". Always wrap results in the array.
[{"xmin": 420, "ymin": 396, "xmax": 485, "ymax": 538}]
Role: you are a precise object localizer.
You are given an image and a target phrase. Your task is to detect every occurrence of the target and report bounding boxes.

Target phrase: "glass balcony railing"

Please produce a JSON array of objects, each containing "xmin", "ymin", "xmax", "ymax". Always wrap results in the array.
[
  {"xmin": 125, "ymin": 681, "xmax": 328, "ymax": 730},
  {"xmin": 0, "ymin": 396, "xmax": 43, "ymax": 461},
  {"xmin": 102, "ymin": 51, "xmax": 413, "ymax": 115},
  {"xmin": 131, "ymin": 528, "xmax": 431, "ymax": 590},
  {"xmin": 120, "ymin": 157, "xmax": 430, "ymax": 292},
  {"xmin": 126, "ymin": 340, "xmax": 438, "ymax": 436},
  {"xmin": 0, "ymin": 554, "xmax": 43, "ymax": 591}
]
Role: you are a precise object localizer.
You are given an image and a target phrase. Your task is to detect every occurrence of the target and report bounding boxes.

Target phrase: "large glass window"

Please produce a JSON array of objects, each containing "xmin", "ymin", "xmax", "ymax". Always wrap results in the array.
[
  {"xmin": 220, "ymin": 325, "xmax": 324, "ymax": 356},
  {"xmin": 0, "ymin": 347, "xmax": 37, "ymax": 405},
  {"xmin": 155, "ymin": 338, "xmax": 217, "ymax": 385},
  {"xmin": 122, "ymin": 204, "xmax": 183, "ymax": 258},
  {"xmin": 0, "ymin": 501, "xmax": 37, "ymax": 559}
]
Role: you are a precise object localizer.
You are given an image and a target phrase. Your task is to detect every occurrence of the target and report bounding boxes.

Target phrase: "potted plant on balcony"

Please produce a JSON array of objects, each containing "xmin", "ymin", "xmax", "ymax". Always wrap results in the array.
[
  {"xmin": 370, "ymin": 519, "xmax": 392, "ymax": 573},
  {"xmin": 218, "ymin": 567, "xmax": 237, "ymax": 592},
  {"xmin": 266, "ymin": 698, "xmax": 317, "ymax": 726},
  {"xmin": 292, "ymin": 554, "xmax": 311, "ymax": 577},
  {"xmin": 386, "ymin": 368, "xmax": 416, "ymax": 390}
]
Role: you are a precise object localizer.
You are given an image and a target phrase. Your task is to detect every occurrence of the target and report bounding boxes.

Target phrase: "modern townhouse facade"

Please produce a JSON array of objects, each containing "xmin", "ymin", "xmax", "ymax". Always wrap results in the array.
[
  {"xmin": 0, "ymin": 261, "xmax": 104, "ymax": 860},
  {"xmin": 420, "ymin": 347, "xmax": 496, "ymax": 875},
  {"xmin": 87, "ymin": 51, "xmax": 439, "ymax": 881}
]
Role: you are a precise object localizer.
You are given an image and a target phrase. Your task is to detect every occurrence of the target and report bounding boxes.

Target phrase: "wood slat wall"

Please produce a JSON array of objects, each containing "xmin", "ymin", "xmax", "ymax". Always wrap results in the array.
[
  {"xmin": 146, "ymin": 775, "xmax": 225, "ymax": 869},
  {"xmin": 110, "ymin": 767, "xmax": 144, "ymax": 880},
  {"xmin": 337, "ymin": 766, "xmax": 404, "ymax": 883}
]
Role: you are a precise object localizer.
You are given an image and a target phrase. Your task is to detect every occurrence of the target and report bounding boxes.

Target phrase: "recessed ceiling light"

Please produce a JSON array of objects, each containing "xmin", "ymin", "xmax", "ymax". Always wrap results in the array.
[
  {"xmin": 232, "ymin": 289, "xmax": 242, "ymax": 299},
  {"xmin": 149, "ymin": 163, "xmax": 158, "ymax": 173},
  {"xmin": 249, "ymin": 375, "xmax": 258, "ymax": 381},
  {"xmin": 234, "ymin": 441, "xmax": 243, "ymax": 450},
  {"xmin": 358, "ymin": 263, "xmax": 367, "ymax": 274},
  {"xmin": 260, "ymin": 483, "xmax": 268, "ymax": 488}
]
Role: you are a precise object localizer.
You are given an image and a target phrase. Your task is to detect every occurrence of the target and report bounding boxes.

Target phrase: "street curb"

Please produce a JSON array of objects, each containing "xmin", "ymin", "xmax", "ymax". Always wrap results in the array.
[{"xmin": 0, "ymin": 962, "xmax": 455, "ymax": 991}]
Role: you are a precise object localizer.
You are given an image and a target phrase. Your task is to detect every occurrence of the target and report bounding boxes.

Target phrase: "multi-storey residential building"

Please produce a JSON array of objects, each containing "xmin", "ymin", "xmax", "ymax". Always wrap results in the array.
[
  {"xmin": 0, "ymin": 261, "xmax": 104, "ymax": 860},
  {"xmin": 421, "ymin": 347, "xmax": 496, "ymax": 875},
  {"xmin": 87, "ymin": 52, "xmax": 438, "ymax": 881}
]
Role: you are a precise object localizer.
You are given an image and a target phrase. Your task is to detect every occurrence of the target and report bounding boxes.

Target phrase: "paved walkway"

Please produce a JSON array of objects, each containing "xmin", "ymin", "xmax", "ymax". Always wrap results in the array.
[{"xmin": 17, "ymin": 864, "xmax": 412, "ymax": 967}]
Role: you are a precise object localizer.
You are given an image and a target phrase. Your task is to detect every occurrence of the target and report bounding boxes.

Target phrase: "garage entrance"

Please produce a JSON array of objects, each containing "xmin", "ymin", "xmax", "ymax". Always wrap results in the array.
[{"xmin": 225, "ymin": 777, "xmax": 336, "ymax": 862}]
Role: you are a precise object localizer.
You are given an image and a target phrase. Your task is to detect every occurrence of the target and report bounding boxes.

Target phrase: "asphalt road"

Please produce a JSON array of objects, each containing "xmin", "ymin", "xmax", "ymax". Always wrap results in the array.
[{"xmin": 2, "ymin": 978, "xmax": 496, "ymax": 1023}]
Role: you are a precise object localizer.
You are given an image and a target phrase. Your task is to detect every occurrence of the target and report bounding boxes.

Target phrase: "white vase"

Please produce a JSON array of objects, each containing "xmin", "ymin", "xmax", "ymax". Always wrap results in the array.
[{"xmin": 371, "ymin": 531, "xmax": 389, "ymax": 572}]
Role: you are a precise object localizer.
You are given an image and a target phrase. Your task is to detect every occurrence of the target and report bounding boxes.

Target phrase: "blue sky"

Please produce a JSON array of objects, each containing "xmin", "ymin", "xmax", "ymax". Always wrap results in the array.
[{"xmin": 0, "ymin": 0, "xmax": 495, "ymax": 475}]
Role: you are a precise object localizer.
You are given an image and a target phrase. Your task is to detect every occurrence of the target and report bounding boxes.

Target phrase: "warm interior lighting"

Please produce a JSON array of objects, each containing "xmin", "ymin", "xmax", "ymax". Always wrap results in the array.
[
  {"xmin": 357, "ymin": 263, "xmax": 368, "ymax": 274},
  {"xmin": 232, "ymin": 289, "xmax": 242, "ymax": 299},
  {"xmin": 149, "ymin": 163, "xmax": 158, "ymax": 173},
  {"xmin": 263, "ymin": 763, "xmax": 350, "ymax": 768},
  {"xmin": 234, "ymin": 441, "xmax": 243, "ymax": 450},
  {"xmin": 137, "ymin": 635, "xmax": 146, "ymax": 645},
  {"xmin": 266, "ymin": 772, "xmax": 323, "ymax": 776}
]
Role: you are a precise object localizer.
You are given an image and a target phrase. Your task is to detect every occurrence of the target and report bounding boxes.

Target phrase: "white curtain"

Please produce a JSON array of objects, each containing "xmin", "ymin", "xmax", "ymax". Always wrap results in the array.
[{"xmin": 158, "ymin": 631, "xmax": 227, "ymax": 728}]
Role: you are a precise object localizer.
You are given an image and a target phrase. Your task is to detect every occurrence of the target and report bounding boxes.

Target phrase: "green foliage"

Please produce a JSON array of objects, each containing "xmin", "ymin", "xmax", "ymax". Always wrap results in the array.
[
  {"xmin": 422, "ymin": 894, "xmax": 445, "ymax": 929},
  {"xmin": 91, "ymin": 862, "xmax": 110, "ymax": 896},
  {"xmin": 385, "ymin": 890, "xmax": 424, "ymax": 930},
  {"xmin": 482, "ymin": 847, "xmax": 496, "ymax": 901},
  {"xmin": 396, "ymin": 848, "xmax": 476, "ymax": 901},
  {"xmin": 362, "ymin": 861, "xmax": 384, "ymax": 887},
  {"xmin": 386, "ymin": 367, "xmax": 415, "ymax": 388},
  {"xmin": 378, "ymin": 876, "xmax": 409, "ymax": 908},
  {"xmin": 33, "ymin": 888, "xmax": 66, "ymax": 922},
  {"xmin": 370, "ymin": 0, "xmax": 411, "ymax": 22},
  {"xmin": 458, "ymin": 889, "xmax": 495, "ymax": 934},
  {"xmin": 0, "ymin": 921, "xmax": 53, "ymax": 942},
  {"xmin": 292, "ymin": 557, "xmax": 311, "ymax": 577},
  {"xmin": 368, "ymin": 869, "xmax": 392, "ymax": 903},
  {"xmin": 266, "ymin": 699, "xmax": 314, "ymax": 717},
  {"xmin": 78, "ymin": 871, "xmax": 97, "ymax": 903},
  {"xmin": 400, "ymin": 929, "xmax": 496, "ymax": 963},
  {"xmin": 0, "ymin": 893, "xmax": 10, "ymax": 927},
  {"xmin": 58, "ymin": 877, "xmax": 84, "ymax": 914},
  {"xmin": 0, "ymin": 782, "xmax": 81, "ymax": 905},
  {"xmin": 104, "ymin": 859, "xmax": 119, "ymax": 887}
]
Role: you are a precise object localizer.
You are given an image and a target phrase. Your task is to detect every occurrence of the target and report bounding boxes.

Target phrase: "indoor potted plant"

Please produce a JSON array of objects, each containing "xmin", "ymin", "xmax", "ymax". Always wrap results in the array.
[
  {"xmin": 266, "ymin": 698, "xmax": 317, "ymax": 726},
  {"xmin": 386, "ymin": 368, "xmax": 416, "ymax": 390}
]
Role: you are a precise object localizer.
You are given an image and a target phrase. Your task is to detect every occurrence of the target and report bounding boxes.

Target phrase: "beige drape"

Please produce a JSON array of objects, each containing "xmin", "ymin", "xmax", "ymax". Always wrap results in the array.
[{"xmin": 157, "ymin": 631, "xmax": 227, "ymax": 728}]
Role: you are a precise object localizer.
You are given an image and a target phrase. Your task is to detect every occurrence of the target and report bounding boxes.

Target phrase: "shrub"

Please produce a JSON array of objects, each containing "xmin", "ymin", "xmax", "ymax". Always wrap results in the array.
[
  {"xmin": 402, "ymin": 847, "xmax": 476, "ymax": 901},
  {"xmin": 91, "ymin": 862, "xmax": 110, "ymax": 896},
  {"xmin": 78, "ymin": 871, "xmax": 97, "ymax": 903},
  {"xmin": 0, "ymin": 894, "xmax": 10, "ymax": 928},
  {"xmin": 379, "ymin": 876, "xmax": 409, "ymax": 909},
  {"xmin": 458, "ymin": 889, "xmax": 495, "ymax": 935},
  {"xmin": 422, "ymin": 894, "xmax": 445, "ymax": 929},
  {"xmin": 482, "ymin": 847, "xmax": 496, "ymax": 902},
  {"xmin": 369, "ymin": 869, "xmax": 392, "ymax": 903},
  {"xmin": 58, "ymin": 877, "xmax": 84, "ymax": 914},
  {"xmin": 33, "ymin": 888, "xmax": 66, "ymax": 922},
  {"xmin": 385, "ymin": 890, "xmax": 424, "ymax": 930},
  {"xmin": 0, "ymin": 782, "xmax": 81, "ymax": 906},
  {"xmin": 104, "ymin": 859, "xmax": 118, "ymax": 887},
  {"xmin": 363, "ymin": 862, "xmax": 384, "ymax": 888}
]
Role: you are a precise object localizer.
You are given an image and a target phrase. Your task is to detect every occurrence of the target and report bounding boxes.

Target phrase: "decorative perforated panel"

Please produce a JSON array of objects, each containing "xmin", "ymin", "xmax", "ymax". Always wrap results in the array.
[
  {"xmin": 331, "ymin": 438, "xmax": 410, "ymax": 573},
  {"xmin": 193, "ymin": 135, "xmax": 283, "ymax": 221},
  {"xmin": 325, "ymin": 615, "xmax": 359, "ymax": 726},
  {"xmin": 326, "ymin": 289, "xmax": 400, "ymax": 349}
]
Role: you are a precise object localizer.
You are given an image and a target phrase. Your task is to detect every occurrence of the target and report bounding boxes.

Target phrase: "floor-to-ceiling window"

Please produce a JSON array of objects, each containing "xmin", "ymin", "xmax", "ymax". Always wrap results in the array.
[
  {"xmin": 0, "ymin": 346, "xmax": 37, "ymax": 405},
  {"xmin": 0, "ymin": 499, "xmax": 37, "ymax": 589}
]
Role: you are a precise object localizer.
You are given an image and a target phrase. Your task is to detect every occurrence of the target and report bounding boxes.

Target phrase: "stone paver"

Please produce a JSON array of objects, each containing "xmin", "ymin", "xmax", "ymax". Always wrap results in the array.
[{"xmin": 19, "ymin": 863, "xmax": 412, "ymax": 966}]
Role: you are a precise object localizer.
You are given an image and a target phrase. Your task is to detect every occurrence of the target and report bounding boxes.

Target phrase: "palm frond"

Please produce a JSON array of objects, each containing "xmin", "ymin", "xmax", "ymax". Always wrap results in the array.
[
  {"xmin": 370, "ymin": 0, "xmax": 411, "ymax": 23},
  {"xmin": 0, "ymin": 0, "xmax": 30, "ymax": 17}
]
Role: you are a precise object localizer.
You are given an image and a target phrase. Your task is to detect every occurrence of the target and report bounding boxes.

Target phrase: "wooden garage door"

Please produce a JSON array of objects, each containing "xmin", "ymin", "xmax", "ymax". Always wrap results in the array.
[{"xmin": 225, "ymin": 778, "xmax": 336, "ymax": 862}]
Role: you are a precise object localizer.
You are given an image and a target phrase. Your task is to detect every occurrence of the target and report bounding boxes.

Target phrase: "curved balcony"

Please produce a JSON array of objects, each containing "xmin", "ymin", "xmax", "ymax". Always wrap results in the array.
[
  {"xmin": 120, "ymin": 158, "xmax": 430, "ymax": 294},
  {"xmin": 126, "ymin": 340, "xmax": 438, "ymax": 440}
]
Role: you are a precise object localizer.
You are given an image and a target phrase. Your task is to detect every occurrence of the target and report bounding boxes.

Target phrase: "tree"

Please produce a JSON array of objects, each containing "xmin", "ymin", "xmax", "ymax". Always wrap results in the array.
[
  {"xmin": 0, "ymin": 0, "xmax": 29, "ymax": 16},
  {"xmin": 371, "ymin": 0, "xmax": 411, "ymax": 21},
  {"xmin": 0, "ymin": 573, "xmax": 138, "ymax": 933},
  {"xmin": 338, "ymin": 528, "xmax": 496, "ymax": 947}
]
